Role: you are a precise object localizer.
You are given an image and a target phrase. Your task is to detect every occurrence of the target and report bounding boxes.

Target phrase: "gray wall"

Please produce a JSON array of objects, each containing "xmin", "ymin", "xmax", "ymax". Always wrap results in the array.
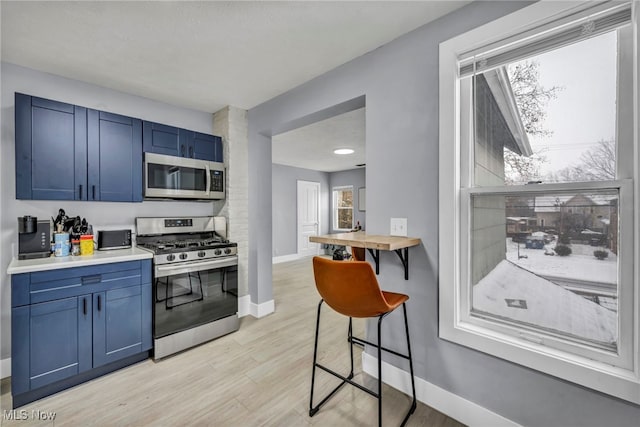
[
  {"xmin": 272, "ymin": 163, "xmax": 329, "ymax": 257},
  {"xmin": 271, "ymin": 165, "xmax": 365, "ymax": 258},
  {"xmin": 248, "ymin": 2, "xmax": 640, "ymax": 425},
  {"xmin": 329, "ymin": 168, "xmax": 365, "ymax": 233},
  {"xmin": 0, "ymin": 62, "xmax": 222, "ymax": 363}
]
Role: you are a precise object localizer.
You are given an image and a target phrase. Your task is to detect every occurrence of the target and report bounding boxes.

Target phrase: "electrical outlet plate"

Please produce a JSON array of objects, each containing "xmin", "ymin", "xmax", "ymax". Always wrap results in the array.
[{"xmin": 390, "ymin": 218, "xmax": 407, "ymax": 237}]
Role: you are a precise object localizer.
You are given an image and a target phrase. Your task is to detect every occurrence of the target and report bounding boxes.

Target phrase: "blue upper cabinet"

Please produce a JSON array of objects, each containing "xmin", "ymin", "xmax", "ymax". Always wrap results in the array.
[
  {"xmin": 191, "ymin": 131, "xmax": 223, "ymax": 162},
  {"xmin": 142, "ymin": 121, "xmax": 183, "ymax": 157},
  {"xmin": 15, "ymin": 93, "xmax": 88, "ymax": 200},
  {"xmin": 143, "ymin": 121, "xmax": 222, "ymax": 162},
  {"xmin": 15, "ymin": 93, "xmax": 143, "ymax": 202},
  {"xmin": 87, "ymin": 110, "xmax": 143, "ymax": 202}
]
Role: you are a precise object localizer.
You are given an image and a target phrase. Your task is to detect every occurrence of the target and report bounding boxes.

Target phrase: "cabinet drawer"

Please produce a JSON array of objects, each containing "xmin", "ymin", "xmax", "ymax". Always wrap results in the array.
[{"xmin": 12, "ymin": 261, "xmax": 144, "ymax": 306}]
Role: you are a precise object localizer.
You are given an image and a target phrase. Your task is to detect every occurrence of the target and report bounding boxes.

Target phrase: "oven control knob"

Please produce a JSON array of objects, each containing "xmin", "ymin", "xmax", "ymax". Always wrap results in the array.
[
  {"xmin": 198, "ymin": 251, "xmax": 206, "ymax": 258},
  {"xmin": 214, "ymin": 249, "xmax": 222, "ymax": 255},
  {"xmin": 179, "ymin": 253, "xmax": 188, "ymax": 260},
  {"xmin": 167, "ymin": 254, "xmax": 175, "ymax": 262},
  {"xmin": 224, "ymin": 248, "xmax": 232, "ymax": 255}
]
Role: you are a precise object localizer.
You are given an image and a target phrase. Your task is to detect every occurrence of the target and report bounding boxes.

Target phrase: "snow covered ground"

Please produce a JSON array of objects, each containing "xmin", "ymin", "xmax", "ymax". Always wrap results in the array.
[{"xmin": 505, "ymin": 238, "xmax": 617, "ymax": 285}]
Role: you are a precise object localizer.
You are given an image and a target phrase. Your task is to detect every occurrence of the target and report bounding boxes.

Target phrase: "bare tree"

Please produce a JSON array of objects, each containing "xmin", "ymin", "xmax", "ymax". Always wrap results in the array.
[
  {"xmin": 549, "ymin": 139, "xmax": 615, "ymax": 182},
  {"xmin": 508, "ymin": 61, "xmax": 561, "ymax": 137},
  {"xmin": 578, "ymin": 139, "xmax": 615, "ymax": 180},
  {"xmin": 504, "ymin": 150, "xmax": 546, "ymax": 185},
  {"xmin": 503, "ymin": 61, "xmax": 561, "ymax": 183}
]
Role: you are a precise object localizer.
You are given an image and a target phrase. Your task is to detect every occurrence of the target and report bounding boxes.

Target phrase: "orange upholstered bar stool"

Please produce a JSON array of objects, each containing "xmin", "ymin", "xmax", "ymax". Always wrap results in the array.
[
  {"xmin": 309, "ymin": 257, "xmax": 416, "ymax": 426},
  {"xmin": 351, "ymin": 246, "xmax": 366, "ymax": 261}
]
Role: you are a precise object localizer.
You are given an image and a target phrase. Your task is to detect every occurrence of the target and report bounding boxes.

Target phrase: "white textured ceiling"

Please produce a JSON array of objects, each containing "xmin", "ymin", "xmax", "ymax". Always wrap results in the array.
[
  {"xmin": 273, "ymin": 107, "xmax": 365, "ymax": 172},
  {"xmin": 1, "ymin": 0, "xmax": 470, "ymax": 171}
]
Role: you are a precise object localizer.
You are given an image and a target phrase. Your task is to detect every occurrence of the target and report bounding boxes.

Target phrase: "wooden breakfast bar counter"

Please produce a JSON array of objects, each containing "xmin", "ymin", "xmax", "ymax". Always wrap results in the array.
[{"xmin": 309, "ymin": 231, "xmax": 421, "ymax": 280}]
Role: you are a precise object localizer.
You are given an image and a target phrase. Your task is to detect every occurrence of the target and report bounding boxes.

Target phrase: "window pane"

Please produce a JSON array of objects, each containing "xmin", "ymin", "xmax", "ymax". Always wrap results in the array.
[
  {"xmin": 473, "ymin": 30, "xmax": 620, "ymax": 186},
  {"xmin": 337, "ymin": 208, "xmax": 353, "ymax": 230},
  {"xmin": 470, "ymin": 190, "xmax": 619, "ymax": 350},
  {"xmin": 333, "ymin": 188, "xmax": 353, "ymax": 230},
  {"xmin": 336, "ymin": 189, "xmax": 353, "ymax": 208}
]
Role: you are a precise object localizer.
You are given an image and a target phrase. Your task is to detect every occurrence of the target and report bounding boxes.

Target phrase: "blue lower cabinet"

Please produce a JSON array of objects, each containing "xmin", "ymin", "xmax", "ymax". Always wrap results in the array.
[
  {"xmin": 11, "ymin": 260, "xmax": 152, "ymax": 407},
  {"xmin": 93, "ymin": 286, "xmax": 144, "ymax": 368},
  {"xmin": 29, "ymin": 296, "xmax": 92, "ymax": 389},
  {"xmin": 11, "ymin": 296, "xmax": 92, "ymax": 395}
]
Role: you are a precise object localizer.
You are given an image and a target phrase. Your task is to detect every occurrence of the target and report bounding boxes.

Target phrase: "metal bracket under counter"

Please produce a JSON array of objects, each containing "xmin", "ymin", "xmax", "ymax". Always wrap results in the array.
[{"xmin": 309, "ymin": 232, "xmax": 421, "ymax": 280}]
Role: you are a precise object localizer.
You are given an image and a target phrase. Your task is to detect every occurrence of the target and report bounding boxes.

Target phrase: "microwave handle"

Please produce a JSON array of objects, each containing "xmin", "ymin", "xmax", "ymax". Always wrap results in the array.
[{"xmin": 205, "ymin": 163, "xmax": 211, "ymax": 196}]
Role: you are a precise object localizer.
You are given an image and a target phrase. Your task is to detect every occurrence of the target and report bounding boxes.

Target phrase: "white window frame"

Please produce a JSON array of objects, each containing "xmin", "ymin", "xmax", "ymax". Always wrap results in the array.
[
  {"xmin": 439, "ymin": 1, "xmax": 640, "ymax": 404},
  {"xmin": 332, "ymin": 185, "xmax": 354, "ymax": 231}
]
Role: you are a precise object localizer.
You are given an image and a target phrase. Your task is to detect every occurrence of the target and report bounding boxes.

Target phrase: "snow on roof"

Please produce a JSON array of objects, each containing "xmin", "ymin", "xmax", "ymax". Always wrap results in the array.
[
  {"xmin": 580, "ymin": 229, "xmax": 602, "ymax": 235},
  {"xmin": 473, "ymin": 259, "xmax": 617, "ymax": 344},
  {"xmin": 506, "ymin": 216, "xmax": 535, "ymax": 222},
  {"xmin": 534, "ymin": 193, "xmax": 617, "ymax": 213}
]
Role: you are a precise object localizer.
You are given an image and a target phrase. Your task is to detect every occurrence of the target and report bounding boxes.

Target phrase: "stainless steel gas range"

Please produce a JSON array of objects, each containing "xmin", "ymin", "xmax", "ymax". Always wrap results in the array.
[{"xmin": 136, "ymin": 216, "xmax": 239, "ymax": 359}]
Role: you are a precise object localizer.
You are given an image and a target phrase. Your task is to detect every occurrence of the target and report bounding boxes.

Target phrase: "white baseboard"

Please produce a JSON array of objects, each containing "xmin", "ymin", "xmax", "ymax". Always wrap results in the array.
[
  {"xmin": 362, "ymin": 353, "xmax": 519, "ymax": 427},
  {"xmin": 251, "ymin": 299, "xmax": 275, "ymax": 318},
  {"xmin": 272, "ymin": 253, "xmax": 304, "ymax": 264},
  {"xmin": 1, "ymin": 357, "xmax": 10, "ymax": 379},
  {"xmin": 238, "ymin": 295, "xmax": 251, "ymax": 317},
  {"xmin": 238, "ymin": 295, "xmax": 275, "ymax": 318}
]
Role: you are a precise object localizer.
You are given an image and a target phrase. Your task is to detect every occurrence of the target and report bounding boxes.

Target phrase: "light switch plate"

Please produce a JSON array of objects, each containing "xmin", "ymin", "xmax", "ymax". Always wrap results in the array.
[{"xmin": 390, "ymin": 218, "xmax": 407, "ymax": 236}]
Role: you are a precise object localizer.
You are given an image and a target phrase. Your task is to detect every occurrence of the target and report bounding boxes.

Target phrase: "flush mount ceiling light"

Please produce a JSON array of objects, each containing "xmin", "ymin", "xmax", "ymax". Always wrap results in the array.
[{"xmin": 333, "ymin": 148, "xmax": 354, "ymax": 155}]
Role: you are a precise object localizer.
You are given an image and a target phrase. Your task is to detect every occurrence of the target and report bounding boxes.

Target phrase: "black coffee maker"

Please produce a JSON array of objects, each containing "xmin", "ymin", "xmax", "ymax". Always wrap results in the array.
[{"xmin": 18, "ymin": 216, "xmax": 51, "ymax": 259}]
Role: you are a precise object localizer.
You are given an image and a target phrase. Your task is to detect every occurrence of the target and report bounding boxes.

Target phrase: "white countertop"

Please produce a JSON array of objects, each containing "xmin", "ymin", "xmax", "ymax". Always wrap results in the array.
[{"xmin": 7, "ymin": 247, "xmax": 153, "ymax": 274}]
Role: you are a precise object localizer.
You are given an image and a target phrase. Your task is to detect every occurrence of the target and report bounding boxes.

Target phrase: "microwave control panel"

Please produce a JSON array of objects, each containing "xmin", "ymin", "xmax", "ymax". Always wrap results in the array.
[{"xmin": 211, "ymin": 170, "xmax": 224, "ymax": 192}]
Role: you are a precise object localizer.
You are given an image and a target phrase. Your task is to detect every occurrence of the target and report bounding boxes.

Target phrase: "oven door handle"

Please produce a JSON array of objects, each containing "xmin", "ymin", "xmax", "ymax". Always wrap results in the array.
[{"xmin": 155, "ymin": 256, "xmax": 238, "ymax": 278}]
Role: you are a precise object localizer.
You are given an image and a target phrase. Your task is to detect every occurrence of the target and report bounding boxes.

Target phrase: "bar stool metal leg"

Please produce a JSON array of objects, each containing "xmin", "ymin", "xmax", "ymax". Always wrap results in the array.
[
  {"xmin": 377, "ymin": 314, "xmax": 385, "ymax": 427},
  {"xmin": 348, "ymin": 317, "xmax": 355, "ymax": 379},
  {"xmin": 400, "ymin": 303, "xmax": 417, "ymax": 425},
  {"xmin": 310, "ymin": 300, "xmax": 358, "ymax": 417},
  {"xmin": 309, "ymin": 300, "xmax": 417, "ymax": 426},
  {"xmin": 309, "ymin": 300, "xmax": 323, "ymax": 416}
]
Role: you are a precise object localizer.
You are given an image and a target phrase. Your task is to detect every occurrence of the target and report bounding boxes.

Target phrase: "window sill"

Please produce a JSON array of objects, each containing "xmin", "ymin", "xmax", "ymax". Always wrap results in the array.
[{"xmin": 440, "ymin": 319, "xmax": 640, "ymax": 404}]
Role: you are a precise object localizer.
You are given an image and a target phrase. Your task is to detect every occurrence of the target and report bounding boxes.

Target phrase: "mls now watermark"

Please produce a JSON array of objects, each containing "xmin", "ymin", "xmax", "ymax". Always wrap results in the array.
[{"xmin": 3, "ymin": 409, "xmax": 57, "ymax": 421}]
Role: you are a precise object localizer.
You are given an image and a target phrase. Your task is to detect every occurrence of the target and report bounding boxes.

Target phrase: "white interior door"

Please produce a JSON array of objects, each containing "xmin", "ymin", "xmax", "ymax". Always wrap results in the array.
[{"xmin": 297, "ymin": 180, "xmax": 320, "ymax": 257}]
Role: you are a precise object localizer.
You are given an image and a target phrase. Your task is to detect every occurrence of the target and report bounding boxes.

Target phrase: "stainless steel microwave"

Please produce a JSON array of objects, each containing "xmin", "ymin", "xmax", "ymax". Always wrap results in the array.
[{"xmin": 144, "ymin": 152, "xmax": 225, "ymax": 200}]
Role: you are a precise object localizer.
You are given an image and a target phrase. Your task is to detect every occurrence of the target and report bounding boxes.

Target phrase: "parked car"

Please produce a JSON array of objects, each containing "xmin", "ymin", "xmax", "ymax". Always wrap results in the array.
[{"xmin": 525, "ymin": 237, "xmax": 545, "ymax": 249}]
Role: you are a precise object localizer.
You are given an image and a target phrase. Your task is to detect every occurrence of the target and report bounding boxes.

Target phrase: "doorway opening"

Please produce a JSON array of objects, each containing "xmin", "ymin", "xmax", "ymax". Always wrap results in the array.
[{"xmin": 271, "ymin": 96, "xmax": 366, "ymax": 265}]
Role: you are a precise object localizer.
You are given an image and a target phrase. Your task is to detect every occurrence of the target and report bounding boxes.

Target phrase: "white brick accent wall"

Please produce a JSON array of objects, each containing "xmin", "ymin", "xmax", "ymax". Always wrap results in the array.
[{"xmin": 213, "ymin": 106, "xmax": 249, "ymax": 298}]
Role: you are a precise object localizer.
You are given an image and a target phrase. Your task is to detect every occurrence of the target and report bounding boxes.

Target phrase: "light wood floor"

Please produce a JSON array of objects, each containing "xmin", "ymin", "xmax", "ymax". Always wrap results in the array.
[{"xmin": 1, "ymin": 256, "xmax": 464, "ymax": 426}]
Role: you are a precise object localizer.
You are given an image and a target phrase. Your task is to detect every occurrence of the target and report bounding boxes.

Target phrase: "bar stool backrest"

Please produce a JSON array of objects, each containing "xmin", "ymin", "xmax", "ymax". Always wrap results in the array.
[{"xmin": 312, "ymin": 256, "xmax": 391, "ymax": 318}]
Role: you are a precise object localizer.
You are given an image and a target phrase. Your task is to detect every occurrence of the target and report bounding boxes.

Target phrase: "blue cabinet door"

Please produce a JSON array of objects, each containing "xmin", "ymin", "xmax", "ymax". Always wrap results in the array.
[
  {"xmin": 141, "ymin": 282, "xmax": 152, "ymax": 351},
  {"xmin": 143, "ymin": 121, "xmax": 222, "ymax": 161},
  {"xmin": 15, "ymin": 296, "xmax": 92, "ymax": 392},
  {"xmin": 92, "ymin": 286, "xmax": 143, "ymax": 368},
  {"xmin": 213, "ymin": 135, "xmax": 223, "ymax": 162},
  {"xmin": 191, "ymin": 131, "xmax": 223, "ymax": 161},
  {"xmin": 88, "ymin": 110, "xmax": 143, "ymax": 202},
  {"xmin": 142, "ymin": 121, "xmax": 184, "ymax": 157},
  {"xmin": 15, "ymin": 93, "xmax": 87, "ymax": 200}
]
